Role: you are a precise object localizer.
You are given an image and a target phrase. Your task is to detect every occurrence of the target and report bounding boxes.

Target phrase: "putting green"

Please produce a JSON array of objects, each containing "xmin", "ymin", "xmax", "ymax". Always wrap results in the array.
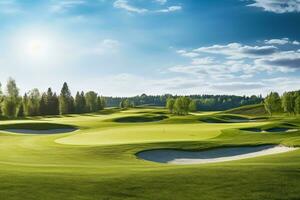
[{"xmin": 56, "ymin": 124, "xmax": 225, "ymax": 145}]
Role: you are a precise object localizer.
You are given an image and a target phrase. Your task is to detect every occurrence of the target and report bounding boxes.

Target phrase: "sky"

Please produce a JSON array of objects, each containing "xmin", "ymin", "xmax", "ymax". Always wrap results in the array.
[{"xmin": 0, "ymin": 0, "xmax": 300, "ymax": 97}]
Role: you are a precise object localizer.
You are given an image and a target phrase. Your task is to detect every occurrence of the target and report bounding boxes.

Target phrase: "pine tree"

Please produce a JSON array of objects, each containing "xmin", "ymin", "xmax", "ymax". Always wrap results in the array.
[
  {"xmin": 69, "ymin": 96, "xmax": 75, "ymax": 114},
  {"xmin": 52, "ymin": 93, "xmax": 60, "ymax": 115},
  {"xmin": 23, "ymin": 93, "xmax": 29, "ymax": 116},
  {"xmin": 40, "ymin": 93, "xmax": 47, "ymax": 115},
  {"xmin": 75, "ymin": 91, "xmax": 87, "ymax": 113},
  {"xmin": 97, "ymin": 96, "xmax": 106, "ymax": 110},
  {"xmin": 59, "ymin": 82, "xmax": 72, "ymax": 115},
  {"xmin": 46, "ymin": 88, "xmax": 53, "ymax": 115},
  {"xmin": 17, "ymin": 103, "xmax": 24, "ymax": 117}
]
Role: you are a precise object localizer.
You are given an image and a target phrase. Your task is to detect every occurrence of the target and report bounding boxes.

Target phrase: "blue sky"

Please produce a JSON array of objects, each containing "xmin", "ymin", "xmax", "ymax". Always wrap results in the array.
[{"xmin": 0, "ymin": 0, "xmax": 300, "ymax": 96}]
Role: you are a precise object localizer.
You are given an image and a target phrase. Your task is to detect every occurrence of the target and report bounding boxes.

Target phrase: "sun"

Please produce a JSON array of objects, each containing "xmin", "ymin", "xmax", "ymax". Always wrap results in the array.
[
  {"xmin": 25, "ymin": 37, "xmax": 49, "ymax": 58},
  {"xmin": 11, "ymin": 27, "xmax": 67, "ymax": 66}
]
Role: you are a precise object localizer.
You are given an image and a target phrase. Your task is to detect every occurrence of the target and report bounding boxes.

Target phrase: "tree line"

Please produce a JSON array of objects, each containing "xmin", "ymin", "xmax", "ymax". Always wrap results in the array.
[
  {"xmin": 264, "ymin": 91, "xmax": 300, "ymax": 116},
  {"xmin": 105, "ymin": 94, "xmax": 263, "ymax": 111},
  {"xmin": 0, "ymin": 78, "xmax": 106, "ymax": 118}
]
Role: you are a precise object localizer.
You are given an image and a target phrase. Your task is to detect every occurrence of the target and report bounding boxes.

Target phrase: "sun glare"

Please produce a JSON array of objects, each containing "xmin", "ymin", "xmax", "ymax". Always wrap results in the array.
[
  {"xmin": 11, "ymin": 28, "xmax": 60, "ymax": 63},
  {"xmin": 25, "ymin": 37, "xmax": 49, "ymax": 58}
]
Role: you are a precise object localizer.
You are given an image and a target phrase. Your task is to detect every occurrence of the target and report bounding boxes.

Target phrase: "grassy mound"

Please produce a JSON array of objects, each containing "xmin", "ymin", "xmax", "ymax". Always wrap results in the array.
[
  {"xmin": 199, "ymin": 114, "xmax": 252, "ymax": 123},
  {"xmin": 224, "ymin": 104, "xmax": 267, "ymax": 116},
  {"xmin": 0, "ymin": 122, "xmax": 76, "ymax": 131},
  {"xmin": 241, "ymin": 122, "xmax": 299, "ymax": 133},
  {"xmin": 113, "ymin": 115, "xmax": 168, "ymax": 123},
  {"xmin": 199, "ymin": 116, "xmax": 229, "ymax": 123}
]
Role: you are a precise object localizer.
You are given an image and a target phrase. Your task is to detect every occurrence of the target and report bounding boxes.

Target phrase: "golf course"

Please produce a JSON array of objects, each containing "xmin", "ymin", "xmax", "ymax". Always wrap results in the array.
[
  {"xmin": 1, "ymin": 0, "xmax": 300, "ymax": 199},
  {"xmin": 1, "ymin": 105, "xmax": 300, "ymax": 200}
]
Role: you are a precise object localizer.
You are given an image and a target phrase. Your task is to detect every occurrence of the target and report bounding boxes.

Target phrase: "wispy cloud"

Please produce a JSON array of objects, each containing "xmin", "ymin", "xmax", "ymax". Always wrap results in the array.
[
  {"xmin": 113, "ymin": 0, "xmax": 181, "ymax": 14},
  {"xmin": 264, "ymin": 38, "xmax": 300, "ymax": 45},
  {"xmin": 255, "ymin": 50, "xmax": 300, "ymax": 69},
  {"xmin": 176, "ymin": 50, "xmax": 199, "ymax": 58},
  {"xmin": 113, "ymin": 0, "xmax": 148, "ymax": 13},
  {"xmin": 155, "ymin": 0, "xmax": 168, "ymax": 5},
  {"xmin": 170, "ymin": 39, "xmax": 300, "ymax": 89},
  {"xmin": 50, "ymin": 0, "xmax": 86, "ymax": 13},
  {"xmin": 156, "ymin": 6, "xmax": 182, "ymax": 13},
  {"xmin": 211, "ymin": 82, "xmax": 266, "ymax": 91},
  {"xmin": 194, "ymin": 43, "xmax": 278, "ymax": 59},
  {"xmin": 248, "ymin": 0, "xmax": 300, "ymax": 13}
]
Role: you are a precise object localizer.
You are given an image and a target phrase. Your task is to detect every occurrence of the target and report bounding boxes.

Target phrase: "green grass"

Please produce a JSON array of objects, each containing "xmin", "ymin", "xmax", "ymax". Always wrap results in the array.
[
  {"xmin": 0, "ymin": 107, "xmax": 300, "ymax": 199},
  {"xmin": 0, "ymin": 122, "xmax": 76, "ymax": 130},
  {"xmin": 224, "ymin": 103, "xmax": 268, "ymax": 116}
]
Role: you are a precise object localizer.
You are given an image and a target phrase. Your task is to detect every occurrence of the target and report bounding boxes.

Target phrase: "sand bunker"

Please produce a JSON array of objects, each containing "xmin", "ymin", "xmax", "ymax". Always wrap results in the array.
[
  {"xmin": 137, "ymin": 145, "xmax": 297, "ymax": 165},
  {"xmin": 3, "ymin": 128, "xmax": 77, "ymax": 134},
  {"xmin": 242, "ymin": 128, "xmax": 298, "ymax": 133}
]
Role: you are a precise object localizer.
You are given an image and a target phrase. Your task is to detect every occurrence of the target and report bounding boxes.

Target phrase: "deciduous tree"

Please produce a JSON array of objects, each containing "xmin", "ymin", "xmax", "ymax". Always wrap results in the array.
[
  {"xmin": 264, "ymin": 92, "xmax": 282, "ymax": 116},
  {"xmin": 1, "ymin": 78, "xmax": 21, "ymax": 118}
]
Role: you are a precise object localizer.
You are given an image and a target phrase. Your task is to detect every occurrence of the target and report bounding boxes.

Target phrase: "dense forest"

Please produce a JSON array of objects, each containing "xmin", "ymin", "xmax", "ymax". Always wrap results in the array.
[
  {"xmin": 264, "ymin": 91, "xmax": 300, "ymax": 115},
  {"xmin": 0, "ymin": 78, "xmax": 264, "ymax": 119},
  {"xmin": 0, "ymin": 78, "xmax": 106, "ymax": 118},
  {"xmin": 105, "ymin": 94, "xmax": 263, "ymax": 111}
]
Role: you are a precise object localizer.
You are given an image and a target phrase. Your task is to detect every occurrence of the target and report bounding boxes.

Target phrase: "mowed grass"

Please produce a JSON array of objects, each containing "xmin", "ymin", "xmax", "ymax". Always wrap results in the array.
[{"xmin": 0, "ymin": 107, "xmax": 300, "ymax": 200}]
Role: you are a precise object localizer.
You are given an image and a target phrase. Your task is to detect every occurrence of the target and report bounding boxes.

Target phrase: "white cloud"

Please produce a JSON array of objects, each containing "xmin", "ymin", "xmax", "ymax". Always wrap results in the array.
[
  {"xmin": 50, "ymin": 0, "xmax": 86, "ymax": 13},
  {"xmin": 169, "ymin": 59, "xmax": 255, "ymax": 81},
  {"xmin": 293, "ymin": 40, "xmax": 300, "ymax": 45},
  {"xmin": 113, "ymin": 0, "xmax": 148, "ymax": 13},
  {"xmin": 248, "ymin": 0, "xmax": 300, "ymax": 13},
  {"xmin": 170, "ymin": 39, "xmax": 300, "ymax": 93},
  {"xmin": 176, "ymin": 50, "xmax": 199, "ymax": 58},
  {"xmin": 264, "ymin": 38, "xmax": 290, "ymax": 45},
  {"xmin": 155, "ymin": 0, "xmax": 167, "ymax": 5},
  {"xmin": 254, "ymin": 50, "xmax": 300, "ymax": 70},
  {"xmin": 264, "ymin": 38, "xmax": 300, "ymax": 45},
  {"xmin": 113, "ymin": 0, "xmax": 181, "ymax": 14},
  {"xmin": 191, "ymin": 57, "xmax": 215, "ymax": 65},
  {"xmin": 210, "ymin": 82, "xmax": 266, "ymax": 91},
  {"xmin": 194, "ymin": 43, "xmax": 278, "ymax": 59},
  {"xmin": 156, "ymin": 6, "xmax": 182, "ymax": 13}
]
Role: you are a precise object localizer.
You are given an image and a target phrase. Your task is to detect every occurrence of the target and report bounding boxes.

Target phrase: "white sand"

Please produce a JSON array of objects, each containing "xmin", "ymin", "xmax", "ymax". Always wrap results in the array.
[
  {"xmin": 137, "ymin": 145, "xmax": 298, "ymax": 165},
  {"xmin": 3, "ymin": 128, "xmax": 77, "ymax": 134},
  {"xmin": 245, "ymin": 128, "xmax": 298, "ymax": 133},
  {"xmin": 286, "ymin": 129, "xmax": 299, "ymax": 132}
]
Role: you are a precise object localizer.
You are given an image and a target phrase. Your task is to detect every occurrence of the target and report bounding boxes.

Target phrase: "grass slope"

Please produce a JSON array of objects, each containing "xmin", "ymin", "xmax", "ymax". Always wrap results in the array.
[
  {"xmin": 224, "ymin": 104, "xmax": 268, "ymax": 116},
  {"xmin": 0, "ymin": 107, "xmax": 299, "ymax": 200}
]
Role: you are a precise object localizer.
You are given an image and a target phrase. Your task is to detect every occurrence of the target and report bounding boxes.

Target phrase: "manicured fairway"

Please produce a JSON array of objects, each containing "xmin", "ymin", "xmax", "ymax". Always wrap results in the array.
[{"xmin": 0, "ymin": 108, "xmax": 300, "ymax": 200}]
